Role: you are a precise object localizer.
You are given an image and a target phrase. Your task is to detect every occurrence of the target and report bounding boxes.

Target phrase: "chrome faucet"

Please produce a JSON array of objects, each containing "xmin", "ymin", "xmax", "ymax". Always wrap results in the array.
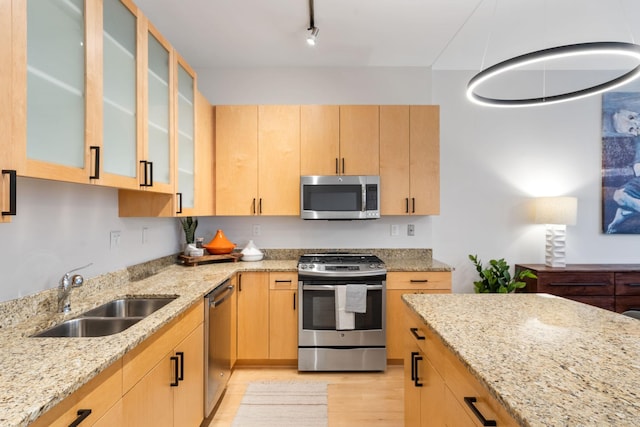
[{"xmin": 58, "ymin": 263, "xmax": 93, "ymax": 313}]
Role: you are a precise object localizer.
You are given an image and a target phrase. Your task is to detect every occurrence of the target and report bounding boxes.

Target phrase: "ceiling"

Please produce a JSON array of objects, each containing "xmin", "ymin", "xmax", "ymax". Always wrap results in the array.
[{"xmin": 134, "ymin": 0, "xmax": 640, "ymax": 71}]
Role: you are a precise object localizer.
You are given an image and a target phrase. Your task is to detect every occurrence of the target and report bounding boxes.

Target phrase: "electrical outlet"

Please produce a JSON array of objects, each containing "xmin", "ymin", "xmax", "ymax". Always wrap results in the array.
[
  {"xmin": 142, "ymin": 227, "xmax": 148, "ymax": 244},
  {"xmin": 391, "ymin": 224, "xmax": 400, "ymax": 236},
  {"xmin": 110, "ymin": 231, "xmax": 121, "ymax": 249},
  {"xmin": 408, "ymin": 224, "xmax": 415, "ymax": 236},
  {"xmin": 252, "ymin": 224, "xmax": 261, "ymax": 236}
]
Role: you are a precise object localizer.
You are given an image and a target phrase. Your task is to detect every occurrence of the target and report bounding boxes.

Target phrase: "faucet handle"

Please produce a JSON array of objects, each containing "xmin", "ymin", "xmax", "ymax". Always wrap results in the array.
[{"xmin": 70, "ymin": 274, "xmax": 84, "ymax": 288}]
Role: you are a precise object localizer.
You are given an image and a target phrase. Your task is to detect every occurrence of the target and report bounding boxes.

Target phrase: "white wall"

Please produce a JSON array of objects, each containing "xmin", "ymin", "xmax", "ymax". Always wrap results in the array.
[
  {"xmin": 0, "ymin": 178, "xmax": 182, "ymax": 301},
  {"xmin": 3, "ymin": 65, "xmax": 640, "ymax": 301},
  {"xmin": 432, "ymin": 70, "xmax": 640, "ymax": 292}
]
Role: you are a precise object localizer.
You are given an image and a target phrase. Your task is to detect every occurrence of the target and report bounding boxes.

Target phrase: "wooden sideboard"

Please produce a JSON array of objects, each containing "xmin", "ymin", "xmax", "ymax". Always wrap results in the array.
[{"xmin": 515, "ymin": 264, "xmax": 640, "ymax": 313}]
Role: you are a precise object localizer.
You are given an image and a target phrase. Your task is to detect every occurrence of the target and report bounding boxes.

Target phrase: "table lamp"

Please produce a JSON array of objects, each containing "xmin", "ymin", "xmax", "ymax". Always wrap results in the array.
[{"xmin": 534, "ymin": 197, "xmax": 578, "ymax": 267}]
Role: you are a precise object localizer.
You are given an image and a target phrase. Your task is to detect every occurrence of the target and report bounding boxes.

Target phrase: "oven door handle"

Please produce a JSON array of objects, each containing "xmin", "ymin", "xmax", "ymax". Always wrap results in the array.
[{"xmin": 302, "ymin": 284, "xmax": 383, "ymax": 291}]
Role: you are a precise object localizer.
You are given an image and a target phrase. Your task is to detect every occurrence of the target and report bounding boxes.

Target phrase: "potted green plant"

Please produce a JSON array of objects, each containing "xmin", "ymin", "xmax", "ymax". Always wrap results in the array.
[
  {"xmin": 179, "ymin": 216, "xmax": 198, "ymax": 245},
  {"xmin": 468, "ymin": 254, "xmax": 536, "ymax": 293}
]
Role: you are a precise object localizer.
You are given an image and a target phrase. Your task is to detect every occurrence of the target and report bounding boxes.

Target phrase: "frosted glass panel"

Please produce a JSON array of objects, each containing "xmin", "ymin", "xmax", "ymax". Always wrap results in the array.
[
  {"xmin": 27, "ymin": 0, "xmax": 85, "ymax": 167},
  {"xmin": 177, "ymin": 64, "xmax": 195, "ymax": 209},
  {"xmin": 103, "ymin": 0, "xmax": 136, "ymax": 177},
  {"xmin": 147, "ymin": 33, "xmax": 170, "ymax": 186}
]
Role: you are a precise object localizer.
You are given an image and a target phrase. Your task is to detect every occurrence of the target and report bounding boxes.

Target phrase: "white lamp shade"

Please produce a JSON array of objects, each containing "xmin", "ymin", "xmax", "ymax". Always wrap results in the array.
[{"xmin": 534, "ymin": 197, "xmax": 578, "ymax": 226}]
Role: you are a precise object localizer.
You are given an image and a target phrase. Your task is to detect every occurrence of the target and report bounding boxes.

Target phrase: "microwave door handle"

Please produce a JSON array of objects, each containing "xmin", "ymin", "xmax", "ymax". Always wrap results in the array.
[{"xmin": 362, "ymin": 186, "xmax": 366, "ymax": 212}]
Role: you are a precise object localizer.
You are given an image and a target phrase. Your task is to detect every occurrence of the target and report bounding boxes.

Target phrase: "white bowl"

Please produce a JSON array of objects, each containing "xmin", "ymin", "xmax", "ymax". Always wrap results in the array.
[{"xmin": 242, "ymin": 253, "xmax": 264, "ymax": 262}]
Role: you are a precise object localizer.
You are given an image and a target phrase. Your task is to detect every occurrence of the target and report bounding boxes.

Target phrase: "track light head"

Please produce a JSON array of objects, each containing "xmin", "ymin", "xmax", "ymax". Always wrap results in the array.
[{"xmin": 307, "ymin": 27, "xmax": 319, "ymax": 46}]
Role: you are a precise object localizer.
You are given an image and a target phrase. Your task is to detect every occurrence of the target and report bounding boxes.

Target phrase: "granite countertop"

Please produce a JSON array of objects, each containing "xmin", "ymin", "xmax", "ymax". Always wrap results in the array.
[
  {"xmin": 2, "ymin": 252, "xmax": 450, "ymax": 427},
  {"xmin": 402, "ymin": 293, "xmax": 640, "ymax": 426}
]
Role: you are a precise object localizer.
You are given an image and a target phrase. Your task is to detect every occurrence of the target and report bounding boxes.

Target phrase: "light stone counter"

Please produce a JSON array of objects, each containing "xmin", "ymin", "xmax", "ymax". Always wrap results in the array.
[
  {"xmin": 0, "ymin": 259, "xmax": 296, "ymax": 427},
  {"xmin": 0, "ymin": 250, "xmax": 451, "ymax": 427},
  {"xmin": 402, "ymin": 293, "xmax": 640, "ymax": 426}
]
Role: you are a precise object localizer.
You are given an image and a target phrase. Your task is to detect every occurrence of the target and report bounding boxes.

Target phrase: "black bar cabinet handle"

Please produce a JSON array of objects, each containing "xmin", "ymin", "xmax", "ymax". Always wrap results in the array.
[
  {"xmin": 293, "ymin": 292, "xmax": 296, "ymax": 310},
  {"xmin": 252, "ymin": 198, "xmax": 256, "ymax": 214},
  {"xmin": 2, "ymin": 170, "xmax": 16, "ymax": 216},
  {"xmin": 275, "ymin": 280, "xmax": 292, "ymax": 283},
  {"xmin": 410, "ymin": 279, "xmax": 429, "ymax": 283},
  {"xmin": 405, "ymin": 198, "xmax": 409, "ymax": 213},
  {"xmin": 176, "ymin": 351, "xmax": 184, "ymax": 381},
  {"xmin": 259, "ymin": 198, "xmax": 262, "ymax": 214},
  {"xmin": 148, "ymin": 161, "xmax": 153, "ymax": 186},
  {"xmin": 89, "ymin": 146, "xmax": 100, "ymax": 180},
  {"xmin": 413, "ymin": 354, "xmax": 423, "ymax": 387},
  {"xmin": 464, "ymin": 397, "xmax": 497, "ymax": 426},
  {"xmin": 69, "ymin": 409, "xmax": 92, "ymax": 427},
  {"xmin": 238, "ymin": 274, "xmax": 242, "ymax": 292},
  {"xmin": 412, "ymin": 197, "xmax": 416, "ymax": 213},
  {"xmin": 335, "ymin": 158, "xmax": 339, "ymax": 174},
  {"xmin": 176, "ymin": 193, "xmax": 183, "ymax": 214},
  {"xmin": 341, "ymin": 158, "xmax": 345, "ymax": 174},
  {"xmin": 140, "ymin": 160, "xmax": 148, "ymax": 187},
  {"xmin": 170, "ymin": 356, "xmax": 179, "ymax": 386},
  {"xmin": 410, "ymin": 327, "xmax": 425, "ymax": 340},
  {"xmin": 410, "ymin": 351, "xmax": 419, "ymax": 381}
]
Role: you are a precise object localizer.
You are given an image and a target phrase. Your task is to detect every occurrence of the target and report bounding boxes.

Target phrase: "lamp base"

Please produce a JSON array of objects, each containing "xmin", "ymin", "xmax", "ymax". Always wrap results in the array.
[{"xmin": 545, "ymin": 224, "xmax": 567, "ymax": 268}]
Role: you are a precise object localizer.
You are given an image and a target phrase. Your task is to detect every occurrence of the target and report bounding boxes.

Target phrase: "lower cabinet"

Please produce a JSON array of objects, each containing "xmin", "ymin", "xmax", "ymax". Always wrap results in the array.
[
  {"xmin": 236, "ymin": 271, "xmax": 298, "ymax": 363},
  {"xmin": 237, "ymin": 272, "xmax": 270, "ymax": 360},
  {"xmin": 387, "ymin": 271, "xmax": 451, "ymax": 362},
  {"xmin": 404, "ymin": 306, "xmax": 517, "ymax": 427},
  {"xmin": 269, "ymin": 272, "xmax": 298, "ymax": 361},
  {"xmin": 120, "ymin": 300, "xmax": 204, "ymax": 427}
]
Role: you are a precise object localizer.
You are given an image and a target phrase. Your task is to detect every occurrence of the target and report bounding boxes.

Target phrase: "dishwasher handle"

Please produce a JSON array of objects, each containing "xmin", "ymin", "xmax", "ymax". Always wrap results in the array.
[{"xmin": 209, "ymin": 283, "xmax": 234, "ymax": 308}]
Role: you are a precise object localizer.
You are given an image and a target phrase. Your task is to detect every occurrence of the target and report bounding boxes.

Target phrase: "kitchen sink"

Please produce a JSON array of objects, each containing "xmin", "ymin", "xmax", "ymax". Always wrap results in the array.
[
  {"xmin": 32, "ymin": 317, "xmax": 142, "ymax": 338},
  {"xmin": 79, "ymin": 296, "xmax": 177, "ymax": 318},
  {"xmin": 31, "ymin": 296, "xmax": 177, "ymax": 338}
]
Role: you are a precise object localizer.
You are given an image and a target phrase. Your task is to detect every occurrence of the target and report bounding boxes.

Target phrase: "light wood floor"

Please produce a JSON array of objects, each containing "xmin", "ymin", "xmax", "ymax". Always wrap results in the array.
[{"xmin": 204, "ymin": 365, "xmax": 404, "ymax": 426}]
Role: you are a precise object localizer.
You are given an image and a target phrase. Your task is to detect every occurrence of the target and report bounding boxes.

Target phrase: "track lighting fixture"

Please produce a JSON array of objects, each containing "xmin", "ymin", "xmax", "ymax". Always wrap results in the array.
[{"xmin": 306, "ymin": 0, "xmax": 318, "ymax": 46}]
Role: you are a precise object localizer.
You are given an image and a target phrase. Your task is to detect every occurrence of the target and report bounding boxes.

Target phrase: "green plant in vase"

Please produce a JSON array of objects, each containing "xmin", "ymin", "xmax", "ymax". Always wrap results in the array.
[
  {"xmin": 468, "ymin": 254, "xmax": 536, "ymax": 293},
  {"xmin": 180, "ymin": 216, "xmax": 198, "ymax": 244}
]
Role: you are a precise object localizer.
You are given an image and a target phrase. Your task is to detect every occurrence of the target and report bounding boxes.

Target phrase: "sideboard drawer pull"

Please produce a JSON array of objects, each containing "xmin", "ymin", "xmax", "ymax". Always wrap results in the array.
[
  {"xmin": 464, "ymin": 397, "xmax": 497, "ymax": 426},
  {"xmin": 410, "ymin": 327, "xmax": 425, "ymax": 340},
  {"xmin": 549, "ymin": 282, "xmax": 607, "ymax": 287}
]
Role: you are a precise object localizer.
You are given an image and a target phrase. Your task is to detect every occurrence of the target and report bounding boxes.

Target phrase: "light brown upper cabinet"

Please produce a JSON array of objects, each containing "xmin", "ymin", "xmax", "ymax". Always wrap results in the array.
[
  {"xmin": 339, "ymin": 105, "xmax": 380, "ymax": 175},
  {"xmin": 0, "ymin": 0, "xmax": 21, "ymax": 223},
  {"xmin": 216, "ymin": 105, "xmax": 300, "ymax": 216},
  {"xmin": 380, "ymin": 105, "xmax": 440, "ymax": 215},
  {"xmin": 301, "ymin": 105, "xmax": 379, "ymax": 176},
  {"xmin": 15, "ymin": 0, "xmax": 98, "ymax": 184}
]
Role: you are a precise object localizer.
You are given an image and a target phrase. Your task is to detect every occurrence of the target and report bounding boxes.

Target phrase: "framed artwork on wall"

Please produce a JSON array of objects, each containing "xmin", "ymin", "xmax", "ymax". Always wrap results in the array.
[{"xmin": 602, "ymin": 92, "xmax": 640, "ymax": 234}]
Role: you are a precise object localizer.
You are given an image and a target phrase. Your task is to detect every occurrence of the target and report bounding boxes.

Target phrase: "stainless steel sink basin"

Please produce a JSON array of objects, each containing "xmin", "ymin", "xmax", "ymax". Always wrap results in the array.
[
  {"xmin": 79, "ymin": 296, "xmax": 177, "ymax": 318},
  {"xmin": 32, "ymin": 317, "xmax": 142, "ymax": 338}
]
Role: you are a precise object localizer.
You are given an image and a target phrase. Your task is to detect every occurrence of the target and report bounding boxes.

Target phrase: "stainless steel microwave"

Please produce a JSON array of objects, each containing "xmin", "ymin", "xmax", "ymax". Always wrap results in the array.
[{"xmin": 300, "ymin": 175, "xmax": 380, "ymax": 220}]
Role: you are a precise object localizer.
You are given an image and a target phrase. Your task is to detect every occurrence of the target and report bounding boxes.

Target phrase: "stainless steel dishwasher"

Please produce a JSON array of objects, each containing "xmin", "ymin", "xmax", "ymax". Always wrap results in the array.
[{"xmin": 204, "ymin": 278, "xmax": 234, "ymax": 417}]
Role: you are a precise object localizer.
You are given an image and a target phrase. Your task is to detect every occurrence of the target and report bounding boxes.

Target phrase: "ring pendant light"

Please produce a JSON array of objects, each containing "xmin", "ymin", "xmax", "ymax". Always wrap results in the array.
[{"xmin": 466, "ymin": 41, "xmax": 640, "ymax": 108}]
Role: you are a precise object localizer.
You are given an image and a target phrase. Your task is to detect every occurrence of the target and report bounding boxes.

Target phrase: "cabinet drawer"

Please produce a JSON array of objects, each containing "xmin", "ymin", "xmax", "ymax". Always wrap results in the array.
[
  {"xmin": 387, "ymin": 271, "xmax": 451, "ymax": 290},
  {"xmin": 615, "ymin": 273, "xmax": 640, "ymax": 295},
  {"xmin": 565, "ymin": 295, "xmax": 615, "ymax": 311},
  {"xmin": 437, "ymin": 337, "xmax": 518, "ymax": 426},
  {"xmin": 536, "ymin": 272, "xmax": 614, "ymax": 296},
  {"xmin": 269, "ymin": 272, "xmax": 298, "ymax": 290},
  {"xmin": 615, "ymin": 295, "xmax": 640, "ymax": 313}
]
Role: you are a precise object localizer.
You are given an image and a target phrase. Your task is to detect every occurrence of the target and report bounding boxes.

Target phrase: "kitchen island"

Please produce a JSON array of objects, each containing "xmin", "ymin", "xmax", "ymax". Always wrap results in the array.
[{"xmin": 402, "ymin": 293, "xmax": 640, "ymax": 426}]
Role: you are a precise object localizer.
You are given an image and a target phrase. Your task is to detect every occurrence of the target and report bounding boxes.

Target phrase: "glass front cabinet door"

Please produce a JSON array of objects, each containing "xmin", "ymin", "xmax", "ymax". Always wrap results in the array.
[
  {"xmin": 99, "ymin": 0, "xmax": 140, "ymax": 189},
  {"xmin": 25, "ymin": 0, "xmax": 94, "ymax": 183},
  {"xmin": 175, "ymin": 58, "xmax": 195, "ymax": 215}
]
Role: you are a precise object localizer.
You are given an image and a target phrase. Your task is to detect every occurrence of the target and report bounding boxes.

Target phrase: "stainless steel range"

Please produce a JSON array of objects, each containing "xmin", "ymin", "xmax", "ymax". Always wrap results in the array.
[{"xmin": 297, "ymin": 253, "xmax": 387, "ymax": 372}]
